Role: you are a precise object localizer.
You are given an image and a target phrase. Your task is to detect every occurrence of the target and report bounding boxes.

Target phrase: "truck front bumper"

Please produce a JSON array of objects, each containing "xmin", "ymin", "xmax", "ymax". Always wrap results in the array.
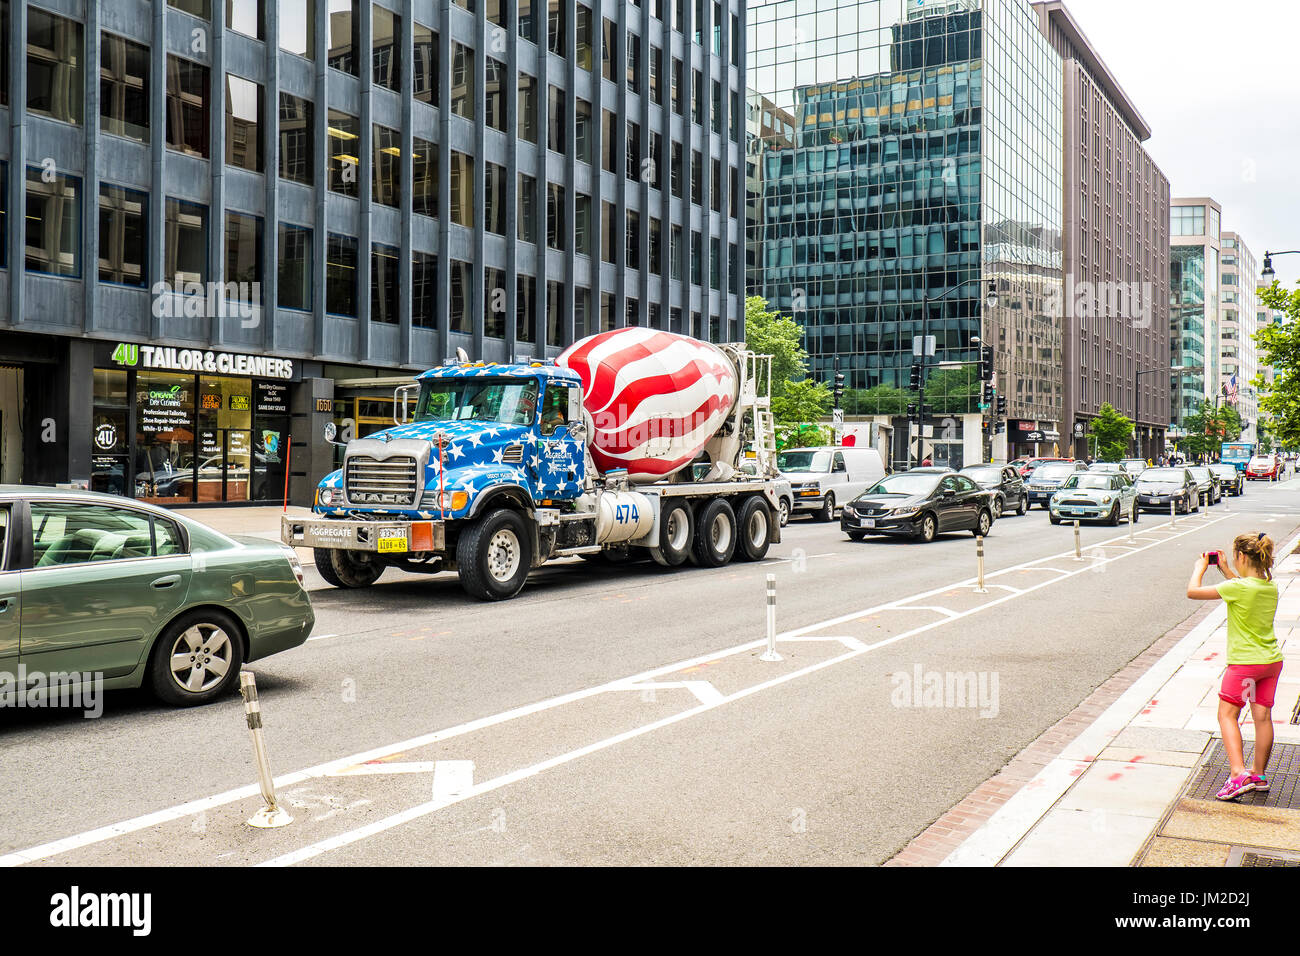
[{"xmin": 281, "ymin": 515, "xmax": 446, "ymax": 554}]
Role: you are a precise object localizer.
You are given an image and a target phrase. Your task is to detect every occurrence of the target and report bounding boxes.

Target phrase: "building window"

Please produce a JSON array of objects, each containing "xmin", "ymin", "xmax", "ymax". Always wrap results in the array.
[
  {"xmin": 693, "ymin": 0, "xmax": 703, "ymax": 44},
  {"xmin": 226, "ymin": 75, "xmax": 264, "ymax": 173},
  {"xmin": 626, "ymin": 297, "xmax": 640, "ymax": 327},
  {"xmin": 100, "ymin": 32, "xmax": 150, "ymax": 144},
  {"xmin": 372, "ymin": 124, "xmax": 401, "ymax": 208},
  {"xmin": 575, "ymin": 288, "xmax": 589, "ymax": 338},
  {"xmin": 450, "ymin": 259, "xmax": 473, "ymax": 333},
  {"xmin": 483, "ymin": 267, "xmax": 506, "ymax": 337},
  {"xmin": 547, "ymin": 183, "xmax": 565, "ymax": 251},
  {"xmin": 546, "ymin": 280, "xmax": 564, "ymax": 346},
  {"xmin": 225, "ymin": 212, "xmax": 264, "ymax": 306},
  {"xmin": 278, "ymin": 223, "xmax": 312, "ymax": 311},
  {"xmin": 518, "ymin": 0, "xmax": 536, "ymax": 43},
  {"xmin": 327, "ymin": 109, "xmax": 360, "ymax": 196},
  {"xmin": 485, "ymin": 162, "xmax": 507, "ymax": 236},
  {"xmin": 691, "ymin": 150, "xmax": 702, "ymax": 205},
  {"xmin": 453, "ymin": 0, "xmax": 477, "ymax": 11},
  {"xmin": 450, "ymin": 151, "xmax": 474, "ymax": 228},
  {"xmin": 730, "ymin": 89, "xmax": 740, "ymax": 141},
  {"xmin": 575, "ymin": 98, "xmax": 593, "ymax": 164},
  {"xmin": 672, "ymin": 58, "xmax": 683, "ymax": 115},
  {"xmin": 0, "ymin": 1, "xmax": 8, "ymax": 108},
  {"xmin": 328, "ymin": 0, "xmax": 361, "ymax": 75},
  {"xmin": 670, "ymin": 225, "xmax": 682, "ymax": 280},
  {"xmin": 576, "ymin": 5, "xmax": 593, "ymax": 71},
  {"xmin": 414, "ymin": 22, "xmax": 437, "ymax": 104},
  {"xmin": 547, "ymin": 0, "xmax": 566, "ymax": 58},
  {"xmin": 167, "ymin": 56, "xmax": 210, "ymax": 157},
  {"xmin": 690, "ymin": 229, "xmax": 701, "ymax": 285},
  {"xmin": 371, "ymin": 243, "xmax": 400, "ymax": 324},
  {"xmin": 281, "ymin": 0, "xmax": 316, "ymax": 59},
  {"xmin": 548, "ymin": 85, "xmax": 566, "ymax": 154},
  {"xmin": 671, "ymin": 143, "xmax": 682, "ymax": 198},
  {"xmin": 602, "ymin": 18, "xmax": 617, "ymax": 81},
  {"xmin": 169, "ymin": 0, "xmax": 211, "ymax": 16},
  {"xmin": 98, "ymin": 184, "xmax": 147, "ymax": 288},
  {"xmin": 712, "ymin": 1, "xmax": 721, "ymax": 53},
  {"xmin": 710, "ymin": 236, "xmax": 720, "ymax": 290},
  {"xmin": 25, "ymin": 167, "xmax": 81, "ymax": 277},
  {"xmin": 711, "ymin": 159, "xmax": 721, "ymax": 212},
  {"xmin": 412, "ymin": 137, "xmax": 437, "ymax": 218},
  {"xmin": 227, "ymin": 0, "xmax": 264, "ymax": 39},
  {"xmin": 451, "ymin": 43, "xmax": 475, "ymax": 120},
  {"xmin": 730, "ymin": 167, "xmax": 739, "ymax": 219},
  {"xmin": 649, "ymin": 47, "xmax": 661, "ymax": 106},
  {"xmin": 647, "ymin": 132, "xmax": 662, "ymax": 189},
  {"xmin": 485, "ymin": 57, "xmax": 507, "ymax": 132},
  {"xmin": 519, "ymin": 75, "xmax": 538, "ymax": 143},
  {"xmin": 692, "ymin": 69, "xmax": 703, "ymax": 125},
  {"xmin": 413, "ymin": 250, "xmax": 437, "ymax": 328},
  {"xmin": 518, "ymin": 173, "xmax": 537, "ymax": 242},
  {"xmin": 712, "ymin": 81, "xmax": 721, "ymax": 133},
  {"xmin": 28, "ymin": 7, "xmax": 83, "ymax": 125},
  {"xmin": 626, "ymin": 121, "xmax": 641, "ymax": 181},
  {"xmin": 575, "ymin": 193, "xmax": 591, "ymax": 256},
  {"xmin": 165, "ymin": 198, "xmax": 207, "ymax": 287},
  {"xmin": 517, "ymin": 275, "xmax": 537, "ymax": 343},
  {"xmin": 279, "ymin": 93, "xmax": 314, "ymax": 185},
  {"xmin": 601, "ymin": 201, "xmax": 617, "ymax": 264},
  {"xmin": 649, "ymin": 218, "xmax": 661, "ymax": 276},
  {"xmin": 627, "ymin": 33, "xmax": 640, "ymax": 93},
  {"xmin": 486, "ymin": 0, "xmax": 506, "ymax": 27},
  {"xmin": 626, "ymin": 210, "xmax": 640, "ymax": 270},
  {"xmin": 326, "ymin": 233, "xmax": 358, "ymax": 316},
  {"xmin": 601, "ymin": 292, "xmax": 616, "ymax": 332},
  {"xmin": 372, "ymin": 4, "xmax": 400, "ymax": 92}
]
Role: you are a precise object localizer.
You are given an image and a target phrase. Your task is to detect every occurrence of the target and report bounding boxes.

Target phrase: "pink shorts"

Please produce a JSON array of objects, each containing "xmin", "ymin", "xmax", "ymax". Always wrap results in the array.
[{"xmin": 1219, "ymin": 661, "xmax": 1285, "ymax": 708}]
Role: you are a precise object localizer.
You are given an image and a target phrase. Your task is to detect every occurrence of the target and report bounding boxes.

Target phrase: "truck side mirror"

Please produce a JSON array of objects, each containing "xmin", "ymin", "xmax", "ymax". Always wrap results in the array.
[
  {"xmin": 568, "ymin": 386, "xmax": 583, "ymax": 425},
  {"xmin": 393, "ymin": 383, "xmax": 418, "ymax": 424},
  {"xmin": 569, "ymin": 421, "xmax": 588, "ymax": 443}
]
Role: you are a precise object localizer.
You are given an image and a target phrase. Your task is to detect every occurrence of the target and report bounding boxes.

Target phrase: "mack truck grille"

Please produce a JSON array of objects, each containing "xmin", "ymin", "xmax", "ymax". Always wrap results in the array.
[{"xmin": 345, "ymin": 455, "xmax": 419, "ymax": 506}]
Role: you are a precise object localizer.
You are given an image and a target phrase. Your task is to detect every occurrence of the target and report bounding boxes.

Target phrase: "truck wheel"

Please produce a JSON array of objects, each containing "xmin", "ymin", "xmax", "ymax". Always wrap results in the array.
[
  {"xmin": 691, "ymin": 498, "xmax": 737, "ymax": 567},
  {"xmin": 735, "ymin": 496, "xmax": 773, "ymax": 562},
  {"xmin": 778, "ymin": 497, "xmax": 791, "ymax": 527},
  {"xmin": 457, "ymin": 508, "xmax": 533, "ymax": 601},
  {"xmin": 319, "ymin": 548, "xmax": 384, "ymax": 588},
  {"xmin": 649, "ymin": 501, "xmax": 694, "ymax": 567},
  {"xmin": 815, "ymin": 493, "xmax": 836, "ymax": 523}
]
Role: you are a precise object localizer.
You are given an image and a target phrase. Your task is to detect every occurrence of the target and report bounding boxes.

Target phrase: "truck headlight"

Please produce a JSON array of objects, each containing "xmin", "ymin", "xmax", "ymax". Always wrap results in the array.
[
  {"xmin": 799, "ymin": 482, "xmax": 820, "ymax": 496},
  {"xmin": 319, "ymin": 487, "xmax": 337, "ymax": 506},
  {"xmin": 436, "ymin": 490, "xmax": 469, "ymax": 511}
]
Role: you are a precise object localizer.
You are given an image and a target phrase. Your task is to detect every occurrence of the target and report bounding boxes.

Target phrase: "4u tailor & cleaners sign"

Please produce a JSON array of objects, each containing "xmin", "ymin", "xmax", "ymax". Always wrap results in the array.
[{"xmin": 110, "ymin": 343, "xmax": 296, "ymax": 381}]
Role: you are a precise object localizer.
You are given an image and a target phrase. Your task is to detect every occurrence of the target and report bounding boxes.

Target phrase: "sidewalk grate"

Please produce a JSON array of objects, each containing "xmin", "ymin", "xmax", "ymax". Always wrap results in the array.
[
  {"xmin": 1240, "ymin": 852, "xmax": 1300, "ymax": 867},
  {"xmin": 1187, "ymin": 743, "xmax": 1300, "ymax": 809}
]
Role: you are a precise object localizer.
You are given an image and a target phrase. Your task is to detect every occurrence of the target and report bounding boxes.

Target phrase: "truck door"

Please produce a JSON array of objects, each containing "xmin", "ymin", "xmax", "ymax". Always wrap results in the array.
[{"xmin": 538, "ymin": 382, "xmax": 585, "ymax": 499}]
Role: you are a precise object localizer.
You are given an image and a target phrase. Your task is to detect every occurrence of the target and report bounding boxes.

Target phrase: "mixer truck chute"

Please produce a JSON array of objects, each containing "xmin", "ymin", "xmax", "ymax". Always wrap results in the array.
[{"xmin": 283, "ymin": 329, "xmax": 789, "ymax": 600}]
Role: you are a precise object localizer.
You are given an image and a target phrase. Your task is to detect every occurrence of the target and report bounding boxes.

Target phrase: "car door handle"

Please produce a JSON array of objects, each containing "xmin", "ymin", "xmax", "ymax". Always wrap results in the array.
[
  {"xmin": 0, "ymin": 597, "xmax": 13, "ymax": 612},
  {"xmin": 151, "ymin": 574, "xmax": 181, "ymax": 590}
]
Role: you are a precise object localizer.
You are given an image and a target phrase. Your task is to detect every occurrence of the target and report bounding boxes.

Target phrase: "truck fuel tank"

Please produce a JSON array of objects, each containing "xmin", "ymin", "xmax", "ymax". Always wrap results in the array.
[{"xmin": 594, "ymin": 490, "xmax": 656, "ymax": 544}]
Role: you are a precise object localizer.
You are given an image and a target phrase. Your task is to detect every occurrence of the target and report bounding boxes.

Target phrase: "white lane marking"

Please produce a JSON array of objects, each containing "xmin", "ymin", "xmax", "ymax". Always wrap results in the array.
[
  {"xmin": 327, "ymin": 762, "xmax": 438, "ymax": 776},
  {"xmin": 988, "ymin": 584, "xmax": 1023, "ymax": 594},
  {"xmin": 892, "ymin": 605, "xmax": 959, "ymax": 619},
  {"xmin": 432, "ymin": 761, "xmax": 475, "ymax": 800},
  {"xmin": 1, "ymin": 513, "xmax": 1235, "ymax": 868},
  {"xmin": 306, "ymin": 633, "xmax": 339, "ymax": 642},
  {"xmin": 616, "ymin": 681, "xmax": 725, "ymax": 705}
]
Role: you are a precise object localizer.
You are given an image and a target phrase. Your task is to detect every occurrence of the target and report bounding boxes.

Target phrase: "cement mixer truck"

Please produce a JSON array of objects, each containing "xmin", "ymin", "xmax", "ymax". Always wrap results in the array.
[{"xmin": 282, "ymin": 328, "xmax": 787, "ymax": 600}]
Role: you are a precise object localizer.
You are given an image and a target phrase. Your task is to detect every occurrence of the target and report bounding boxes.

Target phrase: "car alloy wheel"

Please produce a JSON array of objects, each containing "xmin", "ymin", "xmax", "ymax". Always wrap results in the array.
[{"xmin": 169, "ymin": 623, "xmax": 235, "ymax": 695}]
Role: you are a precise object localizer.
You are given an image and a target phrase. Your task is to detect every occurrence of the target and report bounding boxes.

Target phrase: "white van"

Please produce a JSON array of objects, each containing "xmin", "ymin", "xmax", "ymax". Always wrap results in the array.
[{"xmin": 777, "ymin": 446, "xmax": 887, "ymax": 521}]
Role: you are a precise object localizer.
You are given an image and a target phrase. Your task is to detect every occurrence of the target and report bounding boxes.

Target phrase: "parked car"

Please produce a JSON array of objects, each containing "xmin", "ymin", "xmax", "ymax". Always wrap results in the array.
[
  {"xmin": 1245, "ymin": 455, "xmax": 1281, "ymax": 481},
  {"xmin": 1133, "ymin": 467, "xmax": 1200, "ymax": 514},
  {"xmin": 1049, "ymin": 473, "xmax": 1138, "ymax": 526},
  {"xmin": 1014, "ymin": 456, "xmax": 1071, "ymax": 478},
  {"xmin": 0, "ymin": 487, "xmax": 313, "ymax": 707},
  {"xmin": 908, "ymin": 465, "xmax": 956, "ymax": 474},
  {"xmin": 960, "ymin": 463, "xmax": 1028, "ymax": 518},
  {"xmin": 777, "ymin": 446, "xmax": 886, "ymax": 522},
  {"xmin": 841, "ymin": 473, "xmax": 995, "ymax": 543},
  {"xmin": 1087, "ymin": 462, "xmax": 1131, "ymax": 482},
  {"xmin": 1024, "ymin": 460, "xmax": 1088, "ymax": 509},
  {"xmin": 1119, "ymin": 459, "xmax": 1148, "ymax": 480},
  {"xmin": 1187, "ymin": 466, "xmax": 1221, "ymax": 505},
  {"xmin": 1209, "ymin": 463, "xmax": 1244, "ymax": 497}
]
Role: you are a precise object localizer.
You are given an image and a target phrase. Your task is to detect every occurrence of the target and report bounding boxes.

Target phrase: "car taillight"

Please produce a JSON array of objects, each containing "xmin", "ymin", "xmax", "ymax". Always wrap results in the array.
[{"xmin": 281, "ymin": 546, "xmax": 305, "ymax": 587}]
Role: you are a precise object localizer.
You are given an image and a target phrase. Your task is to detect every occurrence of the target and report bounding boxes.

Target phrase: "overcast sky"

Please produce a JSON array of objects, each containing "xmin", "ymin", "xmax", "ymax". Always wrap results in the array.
[{"xmin": 1062, "ymin": 0, "xmax": 1300, "ymax": 290}]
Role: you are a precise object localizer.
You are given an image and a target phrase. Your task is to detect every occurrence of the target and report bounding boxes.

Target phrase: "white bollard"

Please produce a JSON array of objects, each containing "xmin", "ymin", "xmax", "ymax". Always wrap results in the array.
[
  {"xmin": 1073, "ymin": 520, "xmax": 1083, "ymax": 561},
  {"xmin": 1129, "ymin": 507, "xmax": 1137, "ymax": 544},
  {"xmin": 974, "ymin": 535, "xmax": 988, "ymax": 593},
  {"xmin": 1170, "ymin": 499, "xmax": 1177, "ymax": 528},
  {"xmin": 760, "ymin": 573, "xmax": 782, "ymax": 662},
  {"xmin": 240, "ymin": 671, "xmax": 293, "ymax": 829}
]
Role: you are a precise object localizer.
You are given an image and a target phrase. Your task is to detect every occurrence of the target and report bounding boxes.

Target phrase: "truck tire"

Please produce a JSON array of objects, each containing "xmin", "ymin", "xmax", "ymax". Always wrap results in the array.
[
  {"xmin": 816, "ymin": 493, "xmax": 836, "ymax": 522},
  {"xmin": 318, "ymin": 548, "xmax": 384, "ymax": 588},
  {"xmin": 649, "ymin": 501, "xmax": 694, "ymax": 566},
  {"xmin": 735, "ymin": 496, "xmax": 773, "ymax": 562},
  {"xmin": 457, "ymin": 508, "xmax": 533, "ymax": 600},
  {"xmin": 691, "ymin": 498, "xmax": 737, "ymax": 567}
]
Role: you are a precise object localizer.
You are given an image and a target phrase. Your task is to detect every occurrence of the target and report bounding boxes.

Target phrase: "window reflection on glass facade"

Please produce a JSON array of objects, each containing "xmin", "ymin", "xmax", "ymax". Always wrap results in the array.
[
  {"xmin": 280, "ymin": 0, "xmax": 315, "ymax": 59},
  {"xmin": 412, "ymin": 137, "xmax": 438, "ymax": 218},
  {"xmin": 99, "ymin": 184, "xmax": 147, "ymax": 288},
  {"xmin": 328, "ymin": 109, "xmax": 360, "ymax": 196},
  {"xmin": 225, "ymin": 212, "xmax": 263, "ymax": 303},
  {"xmin": 413, "ymin": 250, "xmax": 437, "ymax": 328},
  {"xmin": 484, "ymin": 267, "xmax": 507, "ymax": 338},
  {"xmin": 372, "ymin": 124, "xmax": 401, "ymax": 207},
  {"xmin": 279, "ymin": 93, "xmax": 314, "ymax": 185},
  {"xmin": 278, "ymin": 223, "xmax": 312, "ymax": 311},
  {"xmin": 372, "ymin": 5, "xmax": 400, "ymax": 91},
  {"xmin": 576, "ymin": 6, "xmax": 593, "ymax": 71},
  {"xmin": 371, "ymin": 243, "xmax": 400, "ymax": 324},
  {"xmin": 452, "ymin": 43, "xmax": 475, "ymax": 120},
  {"xmin": 485, "ymin": 58, "xmax": 507, "ymax": 132},
  {"xmin": 519, "ymin": 75, "xmax": 538, "ymax": 143},
  {"xmin": 547, "ymin": 184, "xmax": 566, "ymax": 251},
  {"xmin": 226, "ymin": 75, "xmax": 264, "ymax": 172},
  {"xmin": 25, "ymin": 168, "xmax": 81, "ymax": 277},
  {"xmin": 518, "ymin": 275, "xmax": 537, "ymax": 343},
  {"xmin": 548, "ymin": 1, "xmax": 566, "ymax": 57},
  {"xmin": 747, "ymin": 0, "xmax": 1063, "ymax": 429},
  {"xmin": 485, "ymin": 161, "xmax": 507, "ymax": 236},
  {"xmin": 450, "ymin": 151, "xmax": 474, "ymax": 227},
  {"xmin": 28, "ymin": 7, "xmax": 83, "ymax": 125},
  {"xmin": 451, "ymin": 259, "xmax": 473, "ymax": 332},
  {"xmin": 165, "ymin": 198, "xmax": 207, "ymax": 286},
  {"xmin": 326, "ymin": 233, "xmax": 358, "ymax": 316},
  {"xmin": 101, "ymin": 32, "xmax": 150, "ymax": 143},
  {"xmin": 519, "ymin": 173, "xmax": 537, "ymax": 242},
  {"xmin": 328, "ymin": 0, "xmax": 360, "ymax": 75},
  {"xmin": 414, "ymin": 21, "xmax": 437, "ymax": 104},
  {"xmin": 167, "ymin": 56, "xmax": 210, "ymax": 157}
]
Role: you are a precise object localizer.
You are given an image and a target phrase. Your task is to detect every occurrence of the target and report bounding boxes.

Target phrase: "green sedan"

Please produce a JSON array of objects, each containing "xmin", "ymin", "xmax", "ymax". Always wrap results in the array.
[
  {"xmin": 1048, "ymin": 473, "xmax": 1138, "ymax": 526},
  {"xmin": 0, "ymin": 487, "xmax": 313, "ymax": 707}
]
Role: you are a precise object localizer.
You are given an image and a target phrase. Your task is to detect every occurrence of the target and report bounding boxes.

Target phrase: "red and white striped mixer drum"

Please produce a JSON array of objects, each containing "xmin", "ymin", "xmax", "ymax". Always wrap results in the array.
[{"xmin": 557, "ymin": 328, "xmax": 738, "ymax": 482}]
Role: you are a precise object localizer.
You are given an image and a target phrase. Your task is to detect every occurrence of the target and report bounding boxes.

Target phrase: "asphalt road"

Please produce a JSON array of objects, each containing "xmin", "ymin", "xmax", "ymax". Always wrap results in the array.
[{"xmin": 4, "ymin": 479, "xmax": 1300, "ymax": 865}]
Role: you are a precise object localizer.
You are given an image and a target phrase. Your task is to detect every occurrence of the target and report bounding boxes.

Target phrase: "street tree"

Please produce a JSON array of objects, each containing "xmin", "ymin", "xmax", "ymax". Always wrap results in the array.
[
  {"xmin": 1252, "ymin": 282, "xmax": 1300, "ymax": 449},
  {"xmin": 743, "ymin": 296, "xmax": 807, "ymax": 399},
  {"xmin": 1086, "ymin": 403, "xmax": 1134, "ymax": 460}
]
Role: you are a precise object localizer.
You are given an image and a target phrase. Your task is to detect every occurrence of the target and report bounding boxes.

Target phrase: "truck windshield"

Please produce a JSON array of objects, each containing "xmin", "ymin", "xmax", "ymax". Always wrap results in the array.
[{"xmin": 414, "ymin": 378, "xmax": 540, "ymax": 426}]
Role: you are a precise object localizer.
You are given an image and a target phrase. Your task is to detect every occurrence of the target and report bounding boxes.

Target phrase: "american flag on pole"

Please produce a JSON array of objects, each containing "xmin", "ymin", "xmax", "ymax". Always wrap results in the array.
[{"xmin": 1226, "ymin": 373, "xmax": 1239, "ymax": 405}]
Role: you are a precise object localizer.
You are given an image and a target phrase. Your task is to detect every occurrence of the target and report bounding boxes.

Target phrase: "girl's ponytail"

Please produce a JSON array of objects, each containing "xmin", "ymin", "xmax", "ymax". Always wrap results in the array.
[{"xmin": 1232, "ymin": 533, "xmax": 1275, "ymax": 579}]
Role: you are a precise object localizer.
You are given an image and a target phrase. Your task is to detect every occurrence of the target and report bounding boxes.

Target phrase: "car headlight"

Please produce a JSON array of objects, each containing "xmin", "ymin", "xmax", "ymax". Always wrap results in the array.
[
  {"xmin": 891, "ymin": 507, "xmax": 919, "ymax": 518},
  {"xmin": 1100, "ymin": 495, "xmax": 1112, "ymax": 504},
  {"xmin": 319, "ymin": 487, "xmax": 337, "ymax": 506}
]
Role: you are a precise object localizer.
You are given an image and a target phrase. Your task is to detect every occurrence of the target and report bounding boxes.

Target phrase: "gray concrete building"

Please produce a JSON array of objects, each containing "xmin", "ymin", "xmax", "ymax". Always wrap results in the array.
[{"xmin": 0, "ymin": 0, "xmax": 745, "ymax": 503}]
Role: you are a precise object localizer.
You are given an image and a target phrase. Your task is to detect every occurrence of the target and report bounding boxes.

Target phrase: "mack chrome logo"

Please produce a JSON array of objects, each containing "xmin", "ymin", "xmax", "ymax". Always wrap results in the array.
[{"xmin": 351, "ymin": 492, "xmax": 410, "ymax": 504}]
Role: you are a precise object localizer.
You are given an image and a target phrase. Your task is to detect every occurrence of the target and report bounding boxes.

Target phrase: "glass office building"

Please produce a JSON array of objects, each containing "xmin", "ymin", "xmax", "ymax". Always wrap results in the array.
[
  {"xmin": 746, "ymin": 0, "xmax": 1062, "ymax": 466},
  {"xmin": 1169, "ymin": 198, "xmax": 1223, "ymax": 431},
  {"xmin": 0, "ymin": 0, "xmax": 745, "ymax": 500}
]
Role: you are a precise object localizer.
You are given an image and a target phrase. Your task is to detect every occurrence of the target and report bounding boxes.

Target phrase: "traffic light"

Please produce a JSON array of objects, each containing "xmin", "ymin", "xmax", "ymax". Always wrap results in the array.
[
  {"xmin": 996, "ymin": 395, "xmax": 1008, "ymax": 417},
  {"xmin": 980, "ymin": 345, "xmax": 994, "ymax": 381},
  {"xmin": 907, "ymin": 403, "xmax": 918, "ymax": 419},
  {"xmin": 982, "ymin": 383, "xmax": 995, "ymax": 405},
  {"xmin": 995, "ymin": 421, "xmax": 1006, "ymax": 435},
  {"xmin": 833, "ymin": 371, "xmax": 845, "ymax": 408},
  {"xmin": 909, "ymin": 363, "xmax": 922, "ymax": 390}
]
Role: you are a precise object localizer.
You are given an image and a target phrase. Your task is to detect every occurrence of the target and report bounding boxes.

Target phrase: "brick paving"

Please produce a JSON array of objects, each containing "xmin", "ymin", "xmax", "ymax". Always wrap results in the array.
[{"xmin": 885, "ymin": 601, "xmax": 1219, "ymax": 866}]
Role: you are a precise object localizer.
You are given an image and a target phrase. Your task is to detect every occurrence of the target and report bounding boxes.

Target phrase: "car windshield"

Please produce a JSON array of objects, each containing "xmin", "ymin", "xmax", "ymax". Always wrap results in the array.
[
  {"xmin": 1189, "ymin": 468, "xmax": 1211, "ymax": 479},
  {"xmin": 1032, "ymin": 464, "xmax": 1075, "ymax": 479},
  {"xmin": 1061, "ymin": 475, "xmax": 1114, "ymax": 491},
  {"xmin": 1249, "ymin": 457, "xmax": 1272, "ymax": 467},
  {"xmin": 962, "ymin": 467, "xmax": 1002, "ymax": 483},
  {"xmin": 415, "ymin": 377, "xmax": 540, "ymax": 425},
  {"xmin": 1139, "ymin": 469, "xmax": 1185, "ymax": 483},
  {"xmin": 778, "ymin": 451, "xmax": 832, "ymax": 473},
  {"xmin": 861, "ymin": 474, "xmax": 941, "ymax": 497},
  {"xmin": 1209, "ymin": 465, "xmax": 1235, "ymax": 475}
]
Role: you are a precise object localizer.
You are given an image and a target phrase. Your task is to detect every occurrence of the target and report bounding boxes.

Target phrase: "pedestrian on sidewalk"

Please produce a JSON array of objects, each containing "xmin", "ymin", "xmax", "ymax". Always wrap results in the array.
[{"xmin": 1186, "ymin": 533, "xmax": 1284, "ymax": 800}]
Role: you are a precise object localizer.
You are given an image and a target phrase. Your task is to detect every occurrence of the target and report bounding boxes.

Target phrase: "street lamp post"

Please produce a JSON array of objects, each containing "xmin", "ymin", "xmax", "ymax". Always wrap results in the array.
[
  {"xmin": 1261, "ymin": 251, "xmax": 1300, "ymax": 281},
  {"xmin": 909, "ymin": 278, "xmax": 998, "ymax": 469},
  {"xmin": 1135, "ymin": 364, "xmax": 1194, "ymax": 459}
]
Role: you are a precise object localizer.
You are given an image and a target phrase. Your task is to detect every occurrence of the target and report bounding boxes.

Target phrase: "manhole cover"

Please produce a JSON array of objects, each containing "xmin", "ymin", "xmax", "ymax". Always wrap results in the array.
[{"xmin": 1187, "ymin": 742, "xmax": 1300, "ymax": 809}]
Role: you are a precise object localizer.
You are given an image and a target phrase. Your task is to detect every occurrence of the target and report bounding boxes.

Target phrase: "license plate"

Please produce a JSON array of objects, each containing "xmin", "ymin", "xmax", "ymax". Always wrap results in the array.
[
  {"xmin": 863, "ymin": 518, "xmax": 876, "ymax": 528},
  {"xmin": 377, "ymin": 528, "xmax": 408, "ymax": 553}
]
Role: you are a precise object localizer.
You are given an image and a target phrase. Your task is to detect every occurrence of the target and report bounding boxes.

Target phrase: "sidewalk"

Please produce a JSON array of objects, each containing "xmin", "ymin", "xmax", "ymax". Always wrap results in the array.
[
  {"xmin": 891, "ymin": 525, "xmax": 1300, "ymax": 867},
  {"xmin": 168, "ymin": 504, "xmax": 317, "ymax": 561}
]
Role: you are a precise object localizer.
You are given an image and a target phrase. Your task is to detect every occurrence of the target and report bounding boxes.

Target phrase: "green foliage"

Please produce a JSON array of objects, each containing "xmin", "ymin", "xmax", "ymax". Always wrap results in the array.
[
  {"xmin": 1180, "ymin": 398, "xmax": 1242, "ymax": 459},
  {"xmin": 771, "ymin": 378, "xmax": 831, "ymax": 426},
  {"xmin": 843, "ymin": 385, "xmax": 909, "ymax": 416},
  {"xmin": 743, "ymin": 296, "xmax": 807, "ymax": 400},
  {"xmin": 1087, "ymin": 402, "xmax": 1134, "ymax": 461},
  {"xmin": 775, "ymin": 422, "xmax": 832, "ymax": 449},
  {"xmin": 1253, "ymin": 282, "xmax": 1300, "ymax": 449}
]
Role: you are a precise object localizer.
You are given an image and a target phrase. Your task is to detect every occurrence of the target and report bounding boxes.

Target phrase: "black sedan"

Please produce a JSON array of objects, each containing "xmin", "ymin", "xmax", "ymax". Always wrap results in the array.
[
  {"xmin": 960, "ymin": 463, "xmax": 1028, "ymax": 518},
  {"xmin": 1208, "ymin": 463, "xmax": 1244, "ymax": 497},
  {"xmin": 1133, "ymin": 467, "xmax": 1200, "ymax": 514},
  {"xmin": 842, "ymin": 473, "xmax": 996, "ymax": 543}
]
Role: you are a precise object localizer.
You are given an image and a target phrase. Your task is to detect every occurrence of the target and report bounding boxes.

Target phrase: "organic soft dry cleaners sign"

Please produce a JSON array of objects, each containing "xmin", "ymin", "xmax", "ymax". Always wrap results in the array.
[{"xmin": 111, "ymin": 343, "xmax": 295, "ymax": 380}]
